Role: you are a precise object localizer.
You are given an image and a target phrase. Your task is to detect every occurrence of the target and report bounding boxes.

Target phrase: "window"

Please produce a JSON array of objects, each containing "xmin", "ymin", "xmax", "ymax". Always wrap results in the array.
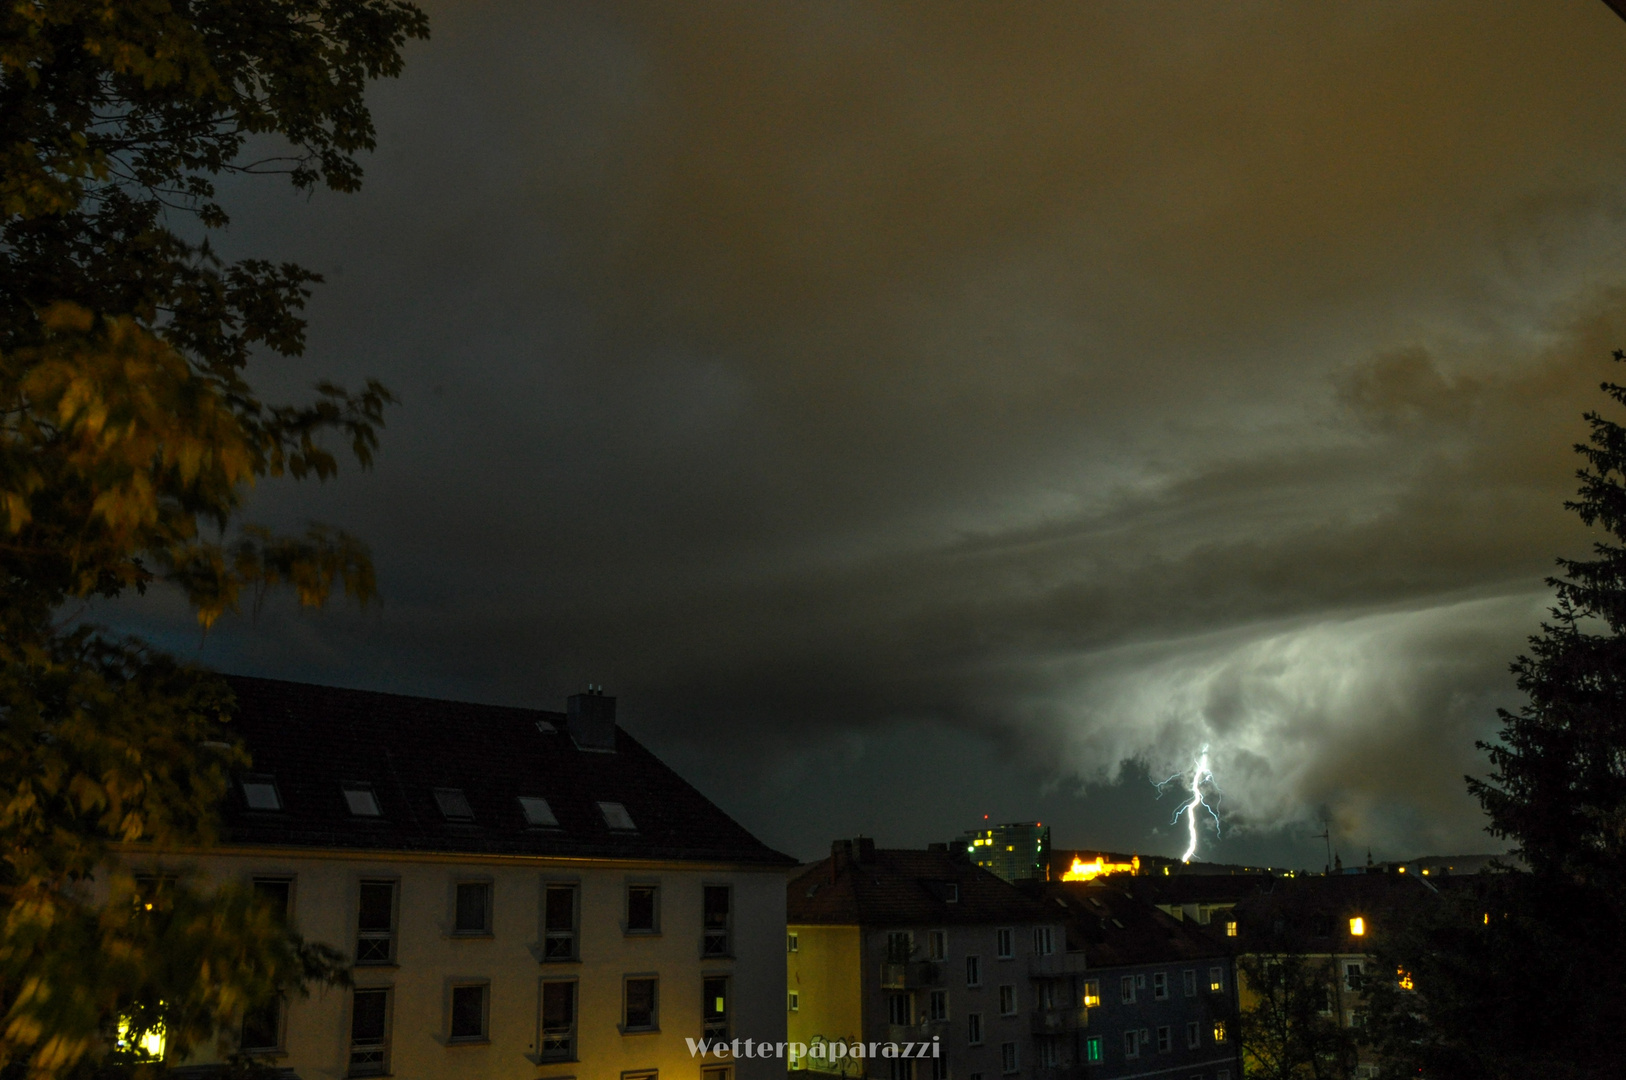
[
  {"xmin": 623, "ymin": 976, "xmax": 658, "ymax": 1032},
  {"xmin": 1348, "ymin": 1010, "xmax": 1368, "ymax": 1029},
  {"xmin": 888, "ymin": 1061, "xmax": 914, "ymax": 1080},
  {"xmin": 1032, "ymin": 926, "xmax": 1055, "ymax": 955},
  {"xmin": 252, "ymin": 877, "xmax": 293, "ymax": 922},
  {"xmin": 1124, "ymin": 1029, "xmax": 1141, "ymax": 1058},
  {"xmin": 626, "ymin": 883, "xmax": 659, "ymax": 933},
  {"xmin": 703, "ymin": 886, "xmax": 732, "ymax": 956},
  {"xmin": 342, "ymin": 782, "xmax": 381, "ymax": 817},
  {"xmin": 241, "ymin": 995, "xmax": 283, "ymax": 1053},
  {"xmin": 1039, "ymin": 981, "xmax": 1055, "ymax": 1009},
  {"xmin": 348, "ymin": 987, "xmax": 390, "ymax": 1075},
  {"xmin": 1225, "ymin": 919, "xmax": 1238, "ymax": 937},
  {"xmin": 539, "ymin": 980, "xmax": 576, "ymax": 1061},
  {"xmin": 1185, "ymin": 1020, "xmax": 1199, "ymax": 1048},
  {"xmin": 543, "ymin": 883, "xmax": 578, "ymax": 961},
  {"xmin": 1038, "ymin": 1039, "xmax": 1057, "ymax": 1067},
  {"xmin": 928, "ymin": 929, "xmax": 947, "ymax": 961},
  {"xmin": 788, "ymin": 990, "xmax": 799, "ymax": 1012},
  {"xmin": 1000, "ymin": 1042, "xmax": 1018, "ymax": 1075},
  {"xmin": 967, "ymin": 1012, "xmax": 982, "ymax": 1045},
  {"xmin": 1120, "ymin": 975, "xmax": 1136, "ymax": 1004},
  {"xmin": 998, "ymin": 985, "xmax": 1016, "ymax": 1015},
  {"xmin": 889, "ymin": 993, "xmax": 912, "ymax": 1025},
  {"xmin": 518, "ymin": 795, "xmax": 559, "ymax": 826},
  {"xmin": 1349, "ymin": 916, "xmax": 1366, "ymax": 937},
  {"xmin": 928, "ymin": 989, "xmax": 948, "ymax": 1022},
  {"xmin": 996, "ymin": 928, "xmax": 1014, "ymax": 959},
  {"xmin": 1156, "ymin": 1025, "xmax": 1171, "ymax": 1052},
  {"xmin": 788, "ymin": 931, "xmax": 799, "ymax": 953},
  {"xmin": 946, "ymin": 884, "xmax": 959, "ymax": 903},
  {"xmin": 1084, "ymin": 1035, "xmax": 1101, "ymax": 1062},
  {"xmin": 1153, "ymin": 971, "xmax": 1168, "ymax": 1000},
  {"xmin": 434, "ymin": 787, "xmax": 474, "ymax": 822},
  {"xmin": 356, "ymin": 880, "xmax": 396, "ymax": 965},
  {"xmin": 449, "ymin": 983, "xmax": 488, "ymax": 1042},
  {"xmin": 1136, "ymin": 973, "xmax": 1147, "ymax": 989},
  {"xmin": 887, "ymin": 929, "xmax": 915, "ymax": 961},
  {"xmin": 1345, "ymin": 962, "xmax": 1363, "ymax": 991},
  {"xmin": 1213, "ymin": 1019, "xmax": 1228, "ymax": 1043},
  {"xmin": 1183, "ymin": 969, "xmax": 1197, "ymax": 997},
  {"xmin": 704, "ymin": 976, "xmax": 730, "ymax": 1039},
  {"xmin": 965, "ymin": 955, "xmax": 982, "ymax": 987},
  {"xmin": 703, "ymin": 1069, "xmax": 732, "ymax": 1080},
  {"xmin": 241, "ymin": 775, "xmax": 282, "ymax": 811},
  {"xmin": 930, "ymin": 1053, "xmax": 949, "ymax": 1080},
  {"xmin": 1209, "ymin": 967, "xmax": 1225, "ymax": 993},
  {"xmin": 454, "ymin": 881, "xmax": 492, "ymax": 935},
  {"xmin": 599, "ymin": 800, "xmax": 637, "ymax": 831}
]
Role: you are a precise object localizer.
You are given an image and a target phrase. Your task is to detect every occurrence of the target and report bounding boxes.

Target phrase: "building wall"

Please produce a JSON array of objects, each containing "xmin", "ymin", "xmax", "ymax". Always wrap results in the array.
[
  {"xmin": 1080, "ymin": 959, "xmax": 1239, "ymax": 1080},
  {"xmin": 787, "ymin": 924, "xmax": 863, "ymax": 1071},
  {"xmin": 165, "ymin": 849, "xmax": 787, "ymax": 1080},
  {"xmin": 1235, "ymin": 951, "xmax": 1379, "ymax": 1080}
]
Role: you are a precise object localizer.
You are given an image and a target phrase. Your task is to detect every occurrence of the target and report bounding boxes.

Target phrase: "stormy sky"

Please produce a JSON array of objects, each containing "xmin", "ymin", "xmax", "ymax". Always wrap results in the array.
[{"xmin": 114, "ymin": 1, "xmax": 1626, "ymax": 867}]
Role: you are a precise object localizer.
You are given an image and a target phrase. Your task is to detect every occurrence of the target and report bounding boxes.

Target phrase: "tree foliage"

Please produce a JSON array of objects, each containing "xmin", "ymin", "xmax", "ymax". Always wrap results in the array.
[
  {"xmin": 1237, "ymin": 952, "xmax": 1357, "ymax": 1080},
  {"xmin": 0, "ymin": 1, "xmax": 427, "ymax": 1074}
]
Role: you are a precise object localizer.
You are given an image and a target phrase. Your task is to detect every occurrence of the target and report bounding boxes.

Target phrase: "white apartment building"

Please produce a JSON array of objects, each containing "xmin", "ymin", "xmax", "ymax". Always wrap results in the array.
[{"xmin": 163, "ymin": 677, "xmax": 794, "ymax": 1080}]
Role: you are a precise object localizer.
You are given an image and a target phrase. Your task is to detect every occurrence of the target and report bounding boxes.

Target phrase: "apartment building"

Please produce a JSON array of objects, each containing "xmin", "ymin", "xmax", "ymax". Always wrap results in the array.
[
  {"xmin": 154, "ymin": 676, "xmax": 795, "ymax": 1080},
  {"xmin": 787, "ymin": 840, "xmax": 1075, "ymax": 1080}
]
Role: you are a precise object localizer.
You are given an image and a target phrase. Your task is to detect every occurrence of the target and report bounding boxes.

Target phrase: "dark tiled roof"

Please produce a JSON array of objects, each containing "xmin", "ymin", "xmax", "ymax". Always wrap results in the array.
[
  {"xmin": 219, "ymin": 676, "xmax": 794, "ymax": 867},
  {"xmin": 1226, "ymin": 873, "xmax": 1442, "ymax": 952},
  {"xmin": 1119, "ymin": 873, "xmax": 1279, "ymax": 907},
  {"xmin": 788, "ymin": 848, "xmax": 1057, "ymax": 927},
  {"xmin": 1024, "ymin": 881, "xmax": 1229, "ymax": 967}
]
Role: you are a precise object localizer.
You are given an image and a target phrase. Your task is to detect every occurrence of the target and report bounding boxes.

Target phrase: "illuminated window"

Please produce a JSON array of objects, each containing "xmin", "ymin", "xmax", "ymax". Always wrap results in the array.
[
  {"xmin": 1085, "ymin": 1035, "xmax": 1101, "ymax": 1062},
  {"xmin": 1349, "ymin": 916, "xmax": 1366, "ymax": 937},
  {"xmin": 1213, "ymin": 1019, "xmax": 1228, "ymax": 1043},
  {"xmin": 788, "ymin": 931, "xmax": 799, "ymax": 953},
  {"xmin": 1225, "ymin": 920, "xmax": 1238, "ymax": 937},
  {"xmin": 1208, "ymin": 967, "xmax": 1225, "ymax": 993},
  {"xmin": 116, "ymin": 1015, "xmax": 166, "ymax": 1060},
  {"xmin": 1081, "ymin": 980, "xmax": 1100, "ymax": 1007},
  {"xmin": 787, "ymin": 990, "xmax": 799, "ymax": 1012},
  {"xmin": 1398, "ymin": 968, "xmax": 1414, "ymax": 991},
  {"xmin": 704, "ymin": 976, "xmax": 729, "ymax": 1039}
]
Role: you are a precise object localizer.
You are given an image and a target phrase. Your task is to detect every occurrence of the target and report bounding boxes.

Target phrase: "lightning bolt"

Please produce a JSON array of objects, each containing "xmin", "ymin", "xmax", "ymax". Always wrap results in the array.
[{"xmin": 1154, "ymin": 744, "xmax": 1222, "ymax": 864}]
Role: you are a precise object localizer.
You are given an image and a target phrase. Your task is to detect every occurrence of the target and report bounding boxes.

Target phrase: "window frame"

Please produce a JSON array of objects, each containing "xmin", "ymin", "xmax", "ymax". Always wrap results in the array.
[
  {"xmin": 541, "ymin": 880, "xmax": 579, "ymax": 962},
  {"xmin": 621, "ymin": 973, "xmax": 660, "ymax": 1034},
  {"xmin": 704, "ymin": 974, "xmax": 730, "ymax": 1040},
  {"xmin": 1209, "ymin": 966, "xmax": 1226, "ymax": 993},
  {"xmin": 355, "ymin": 878, "xmax": 399, "ymax": 967},
  {"xmin": 1153, "ymin": 971, "xmax": 1168, "ymax": 1000},
  {"xmin": 702, "ymin": 884, "xmax": 733, "ymax": 958},
  {"xmin": 239, "ymin": 993, "xmax": 285, "ymax": 1055},
  {"xmin": 1085, "ymin": 1035, "xmax": 1101, "ymax": 1062},
  {"xmin": 452, "ymin": 878, "xmax": 493, "ymax": 937},
  {"xmin": 433, "ymin": 786, "xmax": 475, "ymax": 822},
  {"xmin": 625, "ymin": 881, "xmax": 661, "ymax": 935},
  {"xmin": 995, "ymin": 927, "xmax": 1014, "ymax": 960},
  {"xmin": 788, "ymin": 930, "xmax": 799, "ymax": 953},
  {"xmin": 517, "ymin": 795, "xmax": 560, "ymax": 828},
  {"xmin": 1156, "ymin": 1025, "xmax": 1171, "ymax": 1053},
  {"xmin": 1123, "ymin": 1028, "xmax": 1140, "ymax": 1059},
  {"xmin": 1185, "ymin": 1019, "xmax": 1200, "ymax": 1048},
  {"xmin": 347, "ymin": 985, "xmax": 392, "ymax": 1077},
  {"xmin": 1081, "ymin": 979, "xmax": 1100, "ymax": 1007},
  {"xmin": 342, "ymin": 781, "xmax": 383, "ymax": 817},
  {"xmin": 1120, "ymin": 974, "xmax": 1136, "ymax": 1004},
  {"xmin": 538, "ymin": 977, "xmax": 578, "ymax": 1062},
  {"xmin": 927, "ymin": 928, "xmax": 947, "ymax": 961},
  {"xmin": 928, "ymin": 988, "xmax": 948, "ymax": 1022},
  {"xmin": 1000, "ymin": 1041, "xmax": 1019, "ymax": 1075},
  {"xmin": 997, "ymin": 984, "xmax": 1016, "ymax": 1016},
  {"xmin": 967, "ymin": 1011, "xmax": 982, "ymax": 1046},
  {"xmin": 241, "ymin": 774, "xmax": 283, "ymax": 812},
  {"xmin": 447, "ymin": 980, "xmax": 490, "ymax": 1044},
  {"xmin": 965, "ymin": 954, "xmax": 982, "ymax": 987},
  {"xmin": 1182, "ymin": 969, "xmax": 1198, "ymax": 997}
]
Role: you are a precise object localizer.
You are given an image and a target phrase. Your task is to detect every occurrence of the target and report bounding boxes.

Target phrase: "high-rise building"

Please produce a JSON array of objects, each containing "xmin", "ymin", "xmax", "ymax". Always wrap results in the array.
[{"xmin": 963, "ymin": 821, "xmax": 1051, "ymax": 882}]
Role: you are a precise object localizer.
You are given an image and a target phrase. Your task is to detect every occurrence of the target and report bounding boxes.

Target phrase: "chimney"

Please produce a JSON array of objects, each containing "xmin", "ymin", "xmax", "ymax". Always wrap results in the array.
[
  {"xmin": 567, "ymin": 685, "xmax": 616, "ymax": 751},
  {"xmin": 856, "ymin": 836, "xmax": 876, "ymax": 864}
]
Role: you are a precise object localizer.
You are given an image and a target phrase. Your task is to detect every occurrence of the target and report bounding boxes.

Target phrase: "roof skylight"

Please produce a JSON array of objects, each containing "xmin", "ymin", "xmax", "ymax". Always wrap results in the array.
[
  {"xmin": 241, "ymin": 776, "xmax": 282, "ymax": 811},
  {"xmin": 342, "ymin": 782, "xmax": 382, "ymax": 817},
  {"xmin": 517, "ymin": 796, "xmax": 559, "ymax": 827},
  {"xmin": 598, "ymin": 801, "xmax": 636, "ymax": 831},
  {"xmin": 434, "ymin": 787, "xmax": 474, "ymax": 821}
]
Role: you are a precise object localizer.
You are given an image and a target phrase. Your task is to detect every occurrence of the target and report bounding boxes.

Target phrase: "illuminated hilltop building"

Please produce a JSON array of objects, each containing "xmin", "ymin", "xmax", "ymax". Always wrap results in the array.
[
  {"xmin": 1061, "ymin": 853, "xmax": 1141, "ymax": 882},
  {"xmin": 963, "ymin": 821, "xmax": 1051, "ymax": 881}
]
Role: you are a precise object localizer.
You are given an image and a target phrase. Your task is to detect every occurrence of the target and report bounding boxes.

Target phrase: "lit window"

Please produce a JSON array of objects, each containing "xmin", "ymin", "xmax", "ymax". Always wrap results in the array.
[
  {"xmin": 1398, "ymin": 968, "xmax": 1415, "ymax": 991},
  {"xmin": 788, "ymin": 931, "xmax": 799, "ymax": 953},
  {"xmin": 517, "ymin": 796, "xmax": 559, "ymax": 827},
  {"xmin": 448, "ymin": 983, "xmax": 488, "ymax": 1042},
  {"xmin": 1213, "ymin": 1019, "xmax": 1228, "ymax": 1043},
  {"xmin": 705, "ymin": 976, "xmax": 730, "ymax": 1039},
  {"xmin": 623, "ymin": 976, "xmax": 658, "ymax": 1031},
  {"xmin": 598, "ymin": 801, "xmax": 637, "ymax": 831},
  {"xmin": 1349, "ymin": 916, "xmax": 1366, "ymax": 936},
  {"xmin": 1209, "ymin": 967, "xmax": 1225, "ymax": 993},
  {"xmin": 1081, "ymin": 979, "xmax": 1099, "ymax": 1007},
  {"xmin": 703, "ymin": 885, "xmax": 732, "ymax": 956},
  {"xmin": 434, "ymin": 788, "xmax": 474, "ymax": 821},
  {"xmin": 343, "ymin": 782, "xmax": 381, "ymax": 817},
  {"xmin": 788, "ymin": 990, "xmax": 799, "ymax": 1012},
  {"xmin": 116, "ymin": 1015, "xmax": 166, "ymax": 1060},
  {"xmin": 1085, "ymin": 1035, "xmax": 1101, "ymax": 1061},
  {"xmin": 626, "ymin": 883, "xmax": 659, "ymax": 933},
  {"xmin": 453, "ymin": 881, "xmax": 492, "ymax": 935},
  {"xmin": 1225, "ymin": 920, "xmax": 1238, "ymax": 937},
  {"xmin": 241, "ymin": 776, "xmax": 282, "ymax": 811}
]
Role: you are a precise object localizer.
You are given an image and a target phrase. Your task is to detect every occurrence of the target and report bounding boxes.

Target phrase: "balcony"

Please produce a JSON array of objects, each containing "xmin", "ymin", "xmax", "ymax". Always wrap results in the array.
[
  {"xmin": 1028, "ymin": 951, "xmax": 1090, "ymax": 977},
  {"xmin": 1031, "ymin": 1006, "xmax": 1088, "ymax": 1035},
  {"xmin": 880, "ymin": 960, "xmax": 941, "ymax": 990},
  {"xmin": 887, "ymin": 1020, "xmax": 947, "ymax": 1046}
]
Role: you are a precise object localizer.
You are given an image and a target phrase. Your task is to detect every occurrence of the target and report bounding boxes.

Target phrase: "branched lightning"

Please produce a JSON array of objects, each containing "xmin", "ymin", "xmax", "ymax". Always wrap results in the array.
[{"xmin": 1154, "ymin": 744, "xmax": 1223, "ymax": 864}]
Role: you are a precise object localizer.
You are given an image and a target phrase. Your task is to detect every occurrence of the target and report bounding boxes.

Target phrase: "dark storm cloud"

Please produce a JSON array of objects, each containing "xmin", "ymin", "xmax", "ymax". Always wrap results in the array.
[{"xmin": 114, "ymin": 1, "xmax": 1626, "ymax": 861}]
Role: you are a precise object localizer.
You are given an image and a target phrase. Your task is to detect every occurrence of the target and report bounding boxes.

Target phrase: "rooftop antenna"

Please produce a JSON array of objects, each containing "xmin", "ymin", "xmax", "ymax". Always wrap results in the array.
[{"xmin": 1313, "ymin": 824, "xmax": 1332, "ymax": 875}]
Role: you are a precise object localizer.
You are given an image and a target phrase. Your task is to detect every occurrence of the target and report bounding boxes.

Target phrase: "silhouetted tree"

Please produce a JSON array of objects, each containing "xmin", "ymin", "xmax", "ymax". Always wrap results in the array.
[
  {"xmin": 1237, "ymin": 952, "xmax": 1357, "ymax": 1080},
  {"xmin": 1365, "ymin": 353, "xmax": 1626, "ymax": 1079},
  {"xmin": 1, "ymin": 1, "xmax": 426, "ymax": 1074}
]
